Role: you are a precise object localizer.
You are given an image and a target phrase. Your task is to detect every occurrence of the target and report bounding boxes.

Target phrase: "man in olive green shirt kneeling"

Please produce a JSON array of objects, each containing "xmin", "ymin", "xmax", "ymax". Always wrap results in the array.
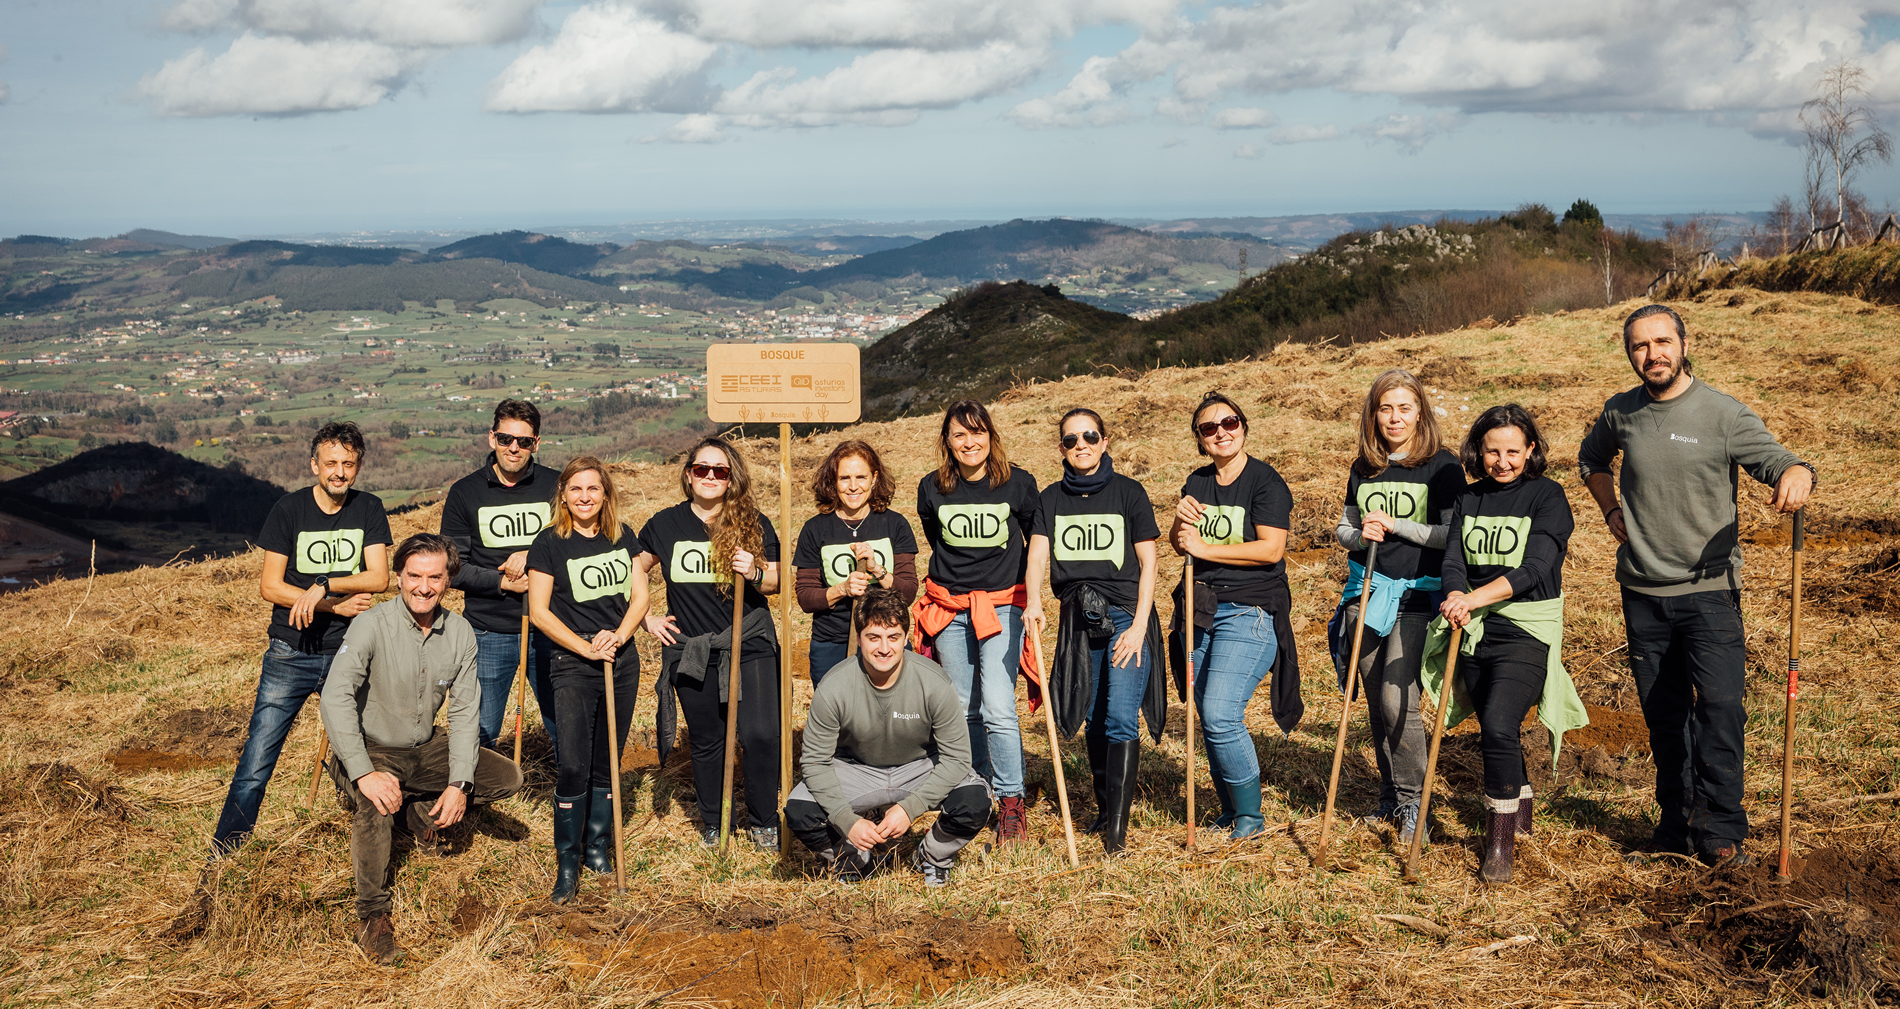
[
  {"xmin": 784, "ymin": 587, "xmax": 989, "ymax": 887},
  {"xmin": 320, "ymin": 533, "xmax": 524, "ymax": 964}
]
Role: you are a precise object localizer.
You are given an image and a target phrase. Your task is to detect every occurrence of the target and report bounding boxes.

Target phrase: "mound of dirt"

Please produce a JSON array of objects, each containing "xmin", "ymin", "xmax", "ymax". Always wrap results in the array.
[
  {"xmin": 553, "ymin": 900, "xmax": 1027, "ymax": 1007},
  {"xmin": 116, "ymin": 706, "xmax": 248, "ymax": 767},
  {"xmin": 1640, "ymin": 844, "xmax": 1900, "ymax": 998}
]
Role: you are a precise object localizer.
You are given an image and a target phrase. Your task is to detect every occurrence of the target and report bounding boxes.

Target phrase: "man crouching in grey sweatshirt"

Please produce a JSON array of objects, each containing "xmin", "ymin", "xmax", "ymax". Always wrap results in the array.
[{"xmin": 784, "ymin": 587, "xmax": 991, "ymax": 886}]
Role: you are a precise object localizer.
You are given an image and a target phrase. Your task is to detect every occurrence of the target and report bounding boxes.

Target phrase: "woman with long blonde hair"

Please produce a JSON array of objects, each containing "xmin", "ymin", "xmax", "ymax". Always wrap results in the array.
[
  {"xmin": 1329, "ymin": 370, "xmax": 1465, "ymax": 847},
  {"xmin": 526, "ymin": 456, "xmax": 649, "ymax": 902},
  {"xmin": 634, "ymin": 437, "xmax": 783, "ymax": 849}
]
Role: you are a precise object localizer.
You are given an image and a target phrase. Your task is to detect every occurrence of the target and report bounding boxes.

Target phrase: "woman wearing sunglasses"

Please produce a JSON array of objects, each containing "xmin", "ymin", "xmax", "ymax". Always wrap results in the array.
[
  {"xmin": 1329, "ymin": 370, "xmax": 1465, "ymax": 846},
  {"xmin": 793, "ymin": 440, "xmax": 918, "ymax": 685},
  {"xmin": 525, "ymin": 457, "xmax": 649, "ymax": 902},
  {"xmin": 635, "ymin": 438, "xmax": 784, "ymax": 849},
  {"xmin": 1169, "ymin": 391, "xmax": 1301, "ymax": 840},
  {"xmin": 913, "ymin": 400, "xmax": 1040, "ymax": 843},
  {"xmin": 1021, "ymin": 408, "xmax": 1160, "ymax": 856}
]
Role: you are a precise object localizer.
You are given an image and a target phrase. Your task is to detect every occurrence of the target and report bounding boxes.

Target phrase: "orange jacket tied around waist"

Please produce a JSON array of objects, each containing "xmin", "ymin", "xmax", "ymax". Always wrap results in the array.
[{"xmin": 909, "ymin": 578, "xmax": 1045, "ymax": 710}]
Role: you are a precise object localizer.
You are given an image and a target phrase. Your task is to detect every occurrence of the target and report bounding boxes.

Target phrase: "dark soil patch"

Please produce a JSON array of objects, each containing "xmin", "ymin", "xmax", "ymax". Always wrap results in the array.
[
  {"xmin": 451, "ymin": 895, "xmax": 495, "ymax": 936},
  {"xmin": 552, "ymin": 899, "xmax": 1027, "ymax": 1007},
  {"xmin": 1639, "ymin": 844, "xmax": 1900, "ymax": 998},
  {"xmin": 22, "ymin": 762, "xmax": 138, "ymax": 820},
  {"xmin": 121, "ymin": 706, "xmax": 247, "ymax": 764}
]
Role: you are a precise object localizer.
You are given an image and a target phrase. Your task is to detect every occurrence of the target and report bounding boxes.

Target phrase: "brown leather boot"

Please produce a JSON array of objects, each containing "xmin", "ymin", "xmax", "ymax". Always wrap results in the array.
[
  {"xmin": 1479, "ymin": 796, "xmax": 1518, "ymax": 884},
  {"xmin": 356, "ymin": 912, "xmax": 403, "ymax": 965},
  {"xmin": 1516, "ymin": 784, "xmax": 1534, "ymax": 838},
  {"xmin": 997, "ymin": 796, "xmax": 1028, "ymax": 845}
]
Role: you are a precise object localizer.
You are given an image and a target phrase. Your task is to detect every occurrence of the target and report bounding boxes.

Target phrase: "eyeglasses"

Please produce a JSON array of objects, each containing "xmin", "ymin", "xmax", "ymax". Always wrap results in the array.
[
  {"xmin": 1060, "ymin": 430, "xmax": 1103, "ymax": 450},
  {"xmin": 689, "ymin": 463, "xmax": 732, "ymax": 481},
  {"xmin": 493, "ymin": 432, "xmax": 539, "ymax": 449},
  {"xmin": 1195, "ymin": 415, "xmax": 1243, "ymax": 439}
]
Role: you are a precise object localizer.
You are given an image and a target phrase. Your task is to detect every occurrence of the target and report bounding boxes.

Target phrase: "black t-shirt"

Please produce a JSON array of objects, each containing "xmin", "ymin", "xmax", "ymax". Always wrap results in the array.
[
  {"xmin": 793, "ymin": 510, "xmax": 919, "ymax": 643},
  {"xmin": 1345, "ymin": 449, "xmax": 1467, "ymax": 611},
  {"xmin": 526, "ymin": 523, "xmax": 642, "ymax": 657},
  {"xmin": 1441, "ymin": 475, "xmax": 1575, "ymax": 603},
  {"xmin": 439, "ymin": 456, "xmax": 561, "ymax": 633},
  {"xmin": 1179, "ymin": 456, "xmax": 1293, "ymax": 606},
  {"xmin": 256, "ymin": 486, "xmax": 393, "ymax": 654},
  {"xmin": 1031, "ymin": 473, "xmax": 1160, "ymax": 609},
  {"xmin": 638, "ymin": 501, "xmax": 780, "ymax": 658},
  {"xmin": 916, "ymin": 466, "xmax": 1040, "ymax": 593}
]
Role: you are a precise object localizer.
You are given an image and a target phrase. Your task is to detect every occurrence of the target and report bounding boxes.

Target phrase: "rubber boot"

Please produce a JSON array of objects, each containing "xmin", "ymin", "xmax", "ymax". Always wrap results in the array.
[
  {"xmin": 1101, "ymin": 741, "xmax": 1141, "ymax": 856},
  {"xmin": 550, "ymin": 793, "xmax": 587, "ymax": 904},
  {"xmin": 1209, "ymin": 775, "xmax": 1237, "ymax": 831},
  {"xmin": 1083, "ymin": 729, "xmax": 1110, "ymax": 834},
  {"xmin": 583, "ymin": 786, "xmax": 617, "ymax": 875},
  {"xmin": 1516, "ymin": 784, "xmax": 1534, "ymax": 838},
  {"xmin": 1480, "ymin": 796, "xmax": 1518, "ymax": 884},
  {"xmin": 1227, "ymin": 776, "xmax": 1265, "ymax": 839}
]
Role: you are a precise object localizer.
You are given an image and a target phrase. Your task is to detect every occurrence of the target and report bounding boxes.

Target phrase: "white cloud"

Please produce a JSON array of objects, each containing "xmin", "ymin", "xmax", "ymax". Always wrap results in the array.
[
  {"xmin": 1008, "ymin": 55, "xmax": 1132, "ymax": 127},
  {"xmin": 640, "ymin": 0, "xmax": 1175, "ymax": 50},
  {"xmin": 1211, "ymin": 106, "xmax": 1275, "ymax": 129},
  {"xmin": 1270, "ymin": 123, "xmax": 1339, "ymax": 144},
  {"xmin": 647, "ymin": 112, "xmax": 727, "ymax": 142},
  {"xmin": 717, "ymin": 42, "xmax": 1044, "ymax": 126},
  {"xmin": 1353, "ymin": 112, "xmax": 1461, "ymax": 152},
  {"xmin": 139, "ymin": 32, "xmax": 419, "ymax": 116},
  {"xmin": 161, "ymin": 0, "xmax": 543, "ymax": 47},
  {"xmin": 486, "ymin": 4, "xmax": 717, "ymax": 113}
]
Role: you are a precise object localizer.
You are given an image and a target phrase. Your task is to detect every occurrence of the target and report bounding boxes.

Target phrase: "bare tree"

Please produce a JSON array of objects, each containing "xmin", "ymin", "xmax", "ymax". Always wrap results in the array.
[
  {"xmin": 1801, "ymin": 57, "xmax": 1893, "ymax": 239},
  {"xmin": 1662, "ymin": 215, "xmax": 1728, "ymax": 271}
]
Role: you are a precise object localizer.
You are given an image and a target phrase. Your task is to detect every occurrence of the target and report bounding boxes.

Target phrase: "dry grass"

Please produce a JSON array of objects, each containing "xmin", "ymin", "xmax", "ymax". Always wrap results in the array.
[{"xmin": 3, "ymin": 288, "xmax": 1899, "ymax": 1006}]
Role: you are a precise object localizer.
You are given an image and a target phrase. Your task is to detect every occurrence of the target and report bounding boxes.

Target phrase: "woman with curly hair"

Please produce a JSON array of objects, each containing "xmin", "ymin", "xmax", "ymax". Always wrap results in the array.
[
  {"xmin": 793, "ymin": 440, "xmax": 918, "ymax": 686},
  {"xmin": 635, "ymin": 437, "xmax": 783, "ymax": 849},
  {"xmin": 525, "ymin": 457, "xmax": 649, "ymax": 902}
]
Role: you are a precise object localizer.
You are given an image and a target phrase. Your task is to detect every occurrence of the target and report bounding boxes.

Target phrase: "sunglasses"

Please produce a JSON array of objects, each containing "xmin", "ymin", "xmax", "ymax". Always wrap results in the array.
[
  {"xmin": 1195, "ymin": 415, "xmax": 1243, "ymax": 439},
  {"xmin": 493, "ymin": 432, "xmax": 539, "ymax": 450},
  {"xmin": 689, "ymin": 463, "xmax": 732, "ymax": 481},
  {"xmin": 1060, "ymin": 430, "xmax": 1103, "ymax": 450}
]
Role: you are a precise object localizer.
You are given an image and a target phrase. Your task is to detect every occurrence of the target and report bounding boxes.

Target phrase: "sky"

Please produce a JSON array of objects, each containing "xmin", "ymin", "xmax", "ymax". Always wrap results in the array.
[{"xmin": 5, "ymin": 0, "xmax": 1900, "ymax": 238}]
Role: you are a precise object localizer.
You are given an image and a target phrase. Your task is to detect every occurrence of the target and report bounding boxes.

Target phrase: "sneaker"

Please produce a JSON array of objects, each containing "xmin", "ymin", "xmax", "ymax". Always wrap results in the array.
[
  {"xmin": 909, "ymin": 843, "xmax": 950, "ymax": 888},
  {"xmin": 996, "ymin": 796, "xmax": 1028, "ymax": 845},
  {"xmin": 1700, "ymin": 843, "xmax": 1753, "ymax": 868},
  {"xmin": 698, "ymin": 827, "xmax": 722, "ymax": 848},
  {"xmin": 1394, "ymin": 802, "xmax": 1421, "ymax": 847},
  {"xmin": 748, "ymin": 826, "xmax": 779, "ymax": 852},
  {"xmin": 1360, "ymin": 799, "xmax": 1398, "ymax": 826},
  {"xmin": 829, "ymin": 849, "xmax": 871, "ymax": 884},
  {"xmin": 355, "ymin": 913, "xmax": 403, "ymax": 965}
]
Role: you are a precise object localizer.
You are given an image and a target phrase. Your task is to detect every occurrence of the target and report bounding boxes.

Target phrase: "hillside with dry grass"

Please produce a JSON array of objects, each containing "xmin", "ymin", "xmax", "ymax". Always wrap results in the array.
[{"xmin": 3, "ymin": 287, "xmax": 1898, "ymax": 1007}]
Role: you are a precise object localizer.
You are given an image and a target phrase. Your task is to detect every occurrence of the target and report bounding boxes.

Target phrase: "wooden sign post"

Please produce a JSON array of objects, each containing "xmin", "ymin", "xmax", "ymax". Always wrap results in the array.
[{"xmin": 704, "ymin": 343, "xmax": 862, "ymax": 855}]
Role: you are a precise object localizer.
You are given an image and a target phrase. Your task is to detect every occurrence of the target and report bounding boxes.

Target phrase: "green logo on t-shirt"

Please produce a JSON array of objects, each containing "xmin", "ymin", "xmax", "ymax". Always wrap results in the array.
[
  {"xmin": 477, "ymin": 502, "xmax": 550, "ymax": 548},
  {"xmin": 670, "ymin": 539, "xmax": 720, "ymax": 584},
  {"xmin": 820, "ymin": 538, "xmax": 894, "ymax": 586},
  {"xmin": 295, "ymin": 528, "xmax": 365, "ymax": 576},
  {"xmin": 1196, "ymin": 505, "xmax": 1248, "ymax": 545},
  {"xmin": 1357, "ymin": 481, "xmax": 1429, "ymax": 526},
  {"xmin": 938, "ymin": 503, "xmax": 1011, "ymax": 547},
  {"xmin": 1054, "ymin": 514, "xmax": 1125, "ymax": 567},
  {"xmin": 1461, "ymin": 515, "xmax": 1533, "ymax": 567},
  {"xmin": 567, "ymin": 548, "xmax": 632, "ymax": 603}
]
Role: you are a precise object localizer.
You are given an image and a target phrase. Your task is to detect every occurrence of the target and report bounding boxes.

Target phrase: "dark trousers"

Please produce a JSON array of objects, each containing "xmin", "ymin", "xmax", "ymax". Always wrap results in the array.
[
  {"xmin": 332, "ymin": 728, "xmax": 523, "ymax": 920},
  {"xmin": 1622, "ymin": 587, "xmax": 1749, "ymax": 852},
  {"xmin": 675, "ymin": 652, "xmax": 781, "ymax": 829},
  {"xmin": 808, "ymin": 638, "xmax": 849, "ymax": 688},
  {"xmin": 1462, "ymin": 619, "xmax": 1548, "ymax": 801},
  {"xmin": 550, "ymin": 648, "xmax": 638, "ymax": 796}
]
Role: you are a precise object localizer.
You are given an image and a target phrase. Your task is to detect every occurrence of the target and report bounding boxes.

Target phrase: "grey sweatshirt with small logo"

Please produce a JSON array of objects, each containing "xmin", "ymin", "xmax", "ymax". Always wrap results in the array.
[
  {"xmin": 801, "ymin": 653, "xmax": 973, "ymax": 835},
  {"xmin": 1578, "ymin": 378, "xmax": 1804, "ymax": 596}
]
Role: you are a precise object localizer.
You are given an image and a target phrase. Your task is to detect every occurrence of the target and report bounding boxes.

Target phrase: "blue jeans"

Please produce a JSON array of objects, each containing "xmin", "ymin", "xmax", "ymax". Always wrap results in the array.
[
  {"xmin": 211, "ymin": 639, "xmax": 335, "ymax": 854},
  {"xmin": 473, "ymin": 626, "xmax": 556, "ymax": 753},
  {"xmin": 1087, "ymin": 605, "xmax": 1154, "ymax": 744},
  {"xmin": 1189, "ymin": 602, "xmax": 1278, "ymax": 789},
  {"xmin": 808, "ymin": 638, "xmax": 850, "ymax": 688},
  {"xmin": 932, "ymin": 605, "xmax": 1025, "ymax": 798}
]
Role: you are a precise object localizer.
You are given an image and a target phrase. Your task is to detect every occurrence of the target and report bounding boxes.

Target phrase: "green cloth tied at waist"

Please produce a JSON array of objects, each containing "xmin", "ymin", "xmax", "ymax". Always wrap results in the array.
[{"xmin": 1419, "ymin": 595, "xmax": 1588, "ymax": 768}]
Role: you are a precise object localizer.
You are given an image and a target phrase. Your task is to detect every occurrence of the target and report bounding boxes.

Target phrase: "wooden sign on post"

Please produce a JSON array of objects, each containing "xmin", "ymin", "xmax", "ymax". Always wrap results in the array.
[
  {"xmin": 704, "ymin": 343, "xmax": 862, "ymax": 856},
  {"xmin": 705, "ymin": 343, "xmax": 862, "ymax": 425}
]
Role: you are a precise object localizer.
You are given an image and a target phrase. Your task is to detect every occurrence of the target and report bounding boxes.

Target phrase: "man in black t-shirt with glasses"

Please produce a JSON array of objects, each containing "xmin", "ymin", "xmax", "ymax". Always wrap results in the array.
[
  {"xmin": 208, "ymin": 421, "xmax": 392, "ymax": 856},
  {"xmin": 440, "ymin": 399, "xmax": 561, "ymax": 752}
]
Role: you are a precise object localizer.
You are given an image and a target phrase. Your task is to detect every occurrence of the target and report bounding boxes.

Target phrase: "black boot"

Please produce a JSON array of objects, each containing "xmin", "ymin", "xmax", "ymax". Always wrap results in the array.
[
  {"xmin": 583, "ymin": 786, "xmax": 618, "ymax": 875},
  {"xmin": 1101, "ymin": 741, "xmax": 1141, "ymax": 856},
  {"xmin": 1083, "ymin": 729, "xmax": 1109, "ymax": 834},
  {"xmin": 1480, "ymin": 796, "xmax": 1517, "ymax": 884},
  {"xmin": 550, "ymin": 792, "xmax": 587, "ymax": 904},
  {"xmin": 1516, "ymin": 784, "xmax": 1534, "ymax": 838}
]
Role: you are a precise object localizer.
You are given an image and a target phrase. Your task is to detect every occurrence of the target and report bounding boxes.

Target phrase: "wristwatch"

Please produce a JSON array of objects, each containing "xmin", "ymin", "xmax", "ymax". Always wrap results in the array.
[
  {"xmin": 312, "ymin": 575, "xmax": 331, "ymax": 593},
  {"xmin": 448, "ymin": 780, "xmax": 472, "ymax": 796}
]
